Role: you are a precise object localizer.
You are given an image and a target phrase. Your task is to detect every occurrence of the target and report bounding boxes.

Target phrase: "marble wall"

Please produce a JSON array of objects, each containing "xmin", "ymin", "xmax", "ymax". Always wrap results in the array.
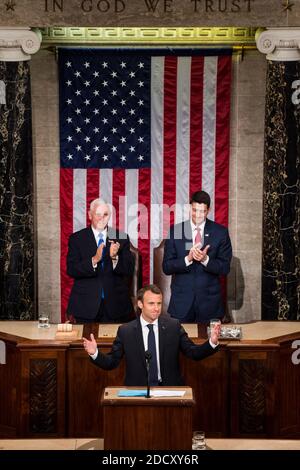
[
  {"xmin": 262, "ymin": 61, "xmax": 300, "ymax": 321},
  {"xmin": 31, "ymin": 49, "xmax": 266, "ymax": 324},
  {"xmin": 31, "ymin": 50, "xmax": 61, "ymax": 323},
  {"xmin": 228, "ymin": 51, "xmax": 266, "ymax": 322},
  {"xmin": 0, "ymin": 61, "xmax": 34, "ymax": 320}
]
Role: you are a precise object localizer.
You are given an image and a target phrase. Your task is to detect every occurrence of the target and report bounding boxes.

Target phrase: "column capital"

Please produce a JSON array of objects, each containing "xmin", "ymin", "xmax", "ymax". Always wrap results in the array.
[
  {"xmin": 0, "ymin": 27, "xmax": 41, "ymax": 62},
  {"xmin": 256, "ymin": 28, "xmax": 300, "ymax": 61}
]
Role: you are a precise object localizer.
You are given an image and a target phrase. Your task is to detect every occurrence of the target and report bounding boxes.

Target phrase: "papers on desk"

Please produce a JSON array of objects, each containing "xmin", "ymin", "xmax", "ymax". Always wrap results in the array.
[
  {"xmin": 118, "ymin": 390, "xmax": 147, "ymax": 397},
  {"xmin": 151, "ymin": 390, "xmax": 185, "ymax": 397},
  {"xmin": 117, "ymin": 390, "xmax": 186, "ymax": 397}
]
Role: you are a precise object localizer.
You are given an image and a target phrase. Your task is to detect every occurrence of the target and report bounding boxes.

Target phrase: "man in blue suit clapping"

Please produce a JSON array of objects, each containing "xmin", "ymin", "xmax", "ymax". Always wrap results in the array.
[{"xmin": 163, "ymin": 191, "xmax": 232, "ymax": 323}]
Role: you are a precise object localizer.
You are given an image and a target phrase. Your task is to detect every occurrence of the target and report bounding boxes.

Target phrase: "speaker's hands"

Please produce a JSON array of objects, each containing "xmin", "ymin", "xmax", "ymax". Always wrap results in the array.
[{"xmin": 83, "ymin": 333, "xmax": 97, "ymax": 355}]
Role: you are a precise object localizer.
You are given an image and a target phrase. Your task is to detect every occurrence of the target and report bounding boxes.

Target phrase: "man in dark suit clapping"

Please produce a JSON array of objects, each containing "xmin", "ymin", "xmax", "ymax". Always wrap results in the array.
[
  {"xmin": 67, "ymin": 198, "xmax": 134, "ymax": 323},
  {"xmin": 163, "ymin": 190, "xmax": 232, "ymax": 323}
]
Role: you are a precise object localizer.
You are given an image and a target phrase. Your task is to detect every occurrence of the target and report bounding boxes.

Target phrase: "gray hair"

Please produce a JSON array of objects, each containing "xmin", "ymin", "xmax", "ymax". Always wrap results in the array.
[{"xmin": 89, "ymin": 198, "xmax": 109, "ymax": 212}]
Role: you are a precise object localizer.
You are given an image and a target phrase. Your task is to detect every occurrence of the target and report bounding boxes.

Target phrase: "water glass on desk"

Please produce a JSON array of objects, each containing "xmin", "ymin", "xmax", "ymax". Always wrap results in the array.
[
  {"xmin": 192, "ymin": 431, "xmax": 206, "ymax": 450},
  {"xmin": 38, "ymin": 313, "xmax": 50, "ymax": 328}
]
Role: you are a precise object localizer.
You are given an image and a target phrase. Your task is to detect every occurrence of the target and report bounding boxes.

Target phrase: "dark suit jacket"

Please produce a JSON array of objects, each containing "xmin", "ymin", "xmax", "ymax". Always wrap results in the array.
[
  {"xmin": 67, "ymin": 226, "xmax": 134, "ymax": 322},
  {"xmin": 92, "ymin": 315, "xmax": 218, "ymax": 386},
  {"xmin": 162, "ymin": 219, "xmax": 232, "ymax": 322}
]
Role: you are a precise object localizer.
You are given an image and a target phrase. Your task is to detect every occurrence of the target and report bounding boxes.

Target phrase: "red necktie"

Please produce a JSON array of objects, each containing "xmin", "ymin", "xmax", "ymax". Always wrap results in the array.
[{"xmin": 195, "ymin": 227, "xmax": 201, "ymax": 245}]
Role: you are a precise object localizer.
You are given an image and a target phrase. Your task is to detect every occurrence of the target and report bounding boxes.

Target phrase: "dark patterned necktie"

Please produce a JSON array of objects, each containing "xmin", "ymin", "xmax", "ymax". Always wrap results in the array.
[{"xmin": 147, "ymin": 324, "xmax": 159, "ymax": 386}]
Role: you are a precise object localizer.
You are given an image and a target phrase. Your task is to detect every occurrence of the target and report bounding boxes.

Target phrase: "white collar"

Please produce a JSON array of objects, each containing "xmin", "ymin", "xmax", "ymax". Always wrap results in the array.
[
  {"xmin": 190, "ymin": 219, "xmax": 206, "ymax": 232},
  {"xmin": 140, "ymin": 315, "xmax": 159, "ymax": 328},
  {"xmin": 91, "ymin": 226, "xmax": 108, "ymax": 240}
]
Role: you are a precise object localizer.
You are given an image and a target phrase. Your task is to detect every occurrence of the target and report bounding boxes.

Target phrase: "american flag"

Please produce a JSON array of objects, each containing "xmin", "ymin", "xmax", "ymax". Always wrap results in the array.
[{"xmin": 59, "ymin": 48, "xmax": 232, "ymax": 321}]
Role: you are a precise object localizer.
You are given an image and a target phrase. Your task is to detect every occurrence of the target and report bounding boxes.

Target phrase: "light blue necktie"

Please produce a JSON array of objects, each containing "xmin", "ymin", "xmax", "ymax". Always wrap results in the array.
[
  {"xmin": 97, "ymin": 232, "xmax": 105, "ymax": 298},
  {"xmin": 97, "ymin": 232, "xmax": 104, "ymax": 248}
]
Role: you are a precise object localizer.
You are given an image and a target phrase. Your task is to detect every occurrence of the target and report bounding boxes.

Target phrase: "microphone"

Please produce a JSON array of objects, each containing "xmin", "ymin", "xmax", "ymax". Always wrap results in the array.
[{"xmin": 145, "ymin": 350, "xmax": 152, "ymax": 398}]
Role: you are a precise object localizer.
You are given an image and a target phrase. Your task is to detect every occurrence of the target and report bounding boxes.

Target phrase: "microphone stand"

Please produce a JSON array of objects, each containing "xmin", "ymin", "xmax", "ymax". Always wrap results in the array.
[{"xmin": 145, "ymin": 350, "xmax": 152, "ymax": 399}]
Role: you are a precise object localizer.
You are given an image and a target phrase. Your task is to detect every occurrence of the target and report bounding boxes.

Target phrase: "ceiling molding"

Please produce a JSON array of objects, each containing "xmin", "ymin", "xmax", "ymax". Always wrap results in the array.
[{"xmin": 40, "ymin": 27, "xmax": 258, "ymax": 47}]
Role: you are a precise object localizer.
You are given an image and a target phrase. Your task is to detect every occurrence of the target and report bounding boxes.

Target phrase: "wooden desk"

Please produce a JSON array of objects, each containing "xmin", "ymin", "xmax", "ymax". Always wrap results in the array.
[
  {"xmin": 101, "ymin": 386, "xmax": 194, "ymax": 450},
  {"xmin": 0, "ymin": 321, "xmax": 300, "ymax": 440}
]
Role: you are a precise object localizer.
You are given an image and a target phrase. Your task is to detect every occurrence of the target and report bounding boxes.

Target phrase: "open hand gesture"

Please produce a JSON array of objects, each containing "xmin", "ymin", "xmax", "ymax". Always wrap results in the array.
[{"xmin": 83, "ymin": 333, "xmax": 97, "ymax": 355}]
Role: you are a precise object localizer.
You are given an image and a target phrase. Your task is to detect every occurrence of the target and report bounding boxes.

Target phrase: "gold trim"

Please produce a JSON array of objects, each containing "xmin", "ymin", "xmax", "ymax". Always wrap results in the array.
[{"xmin": 41, "ymin": 27, "xmax": 258, "ymax": 46}]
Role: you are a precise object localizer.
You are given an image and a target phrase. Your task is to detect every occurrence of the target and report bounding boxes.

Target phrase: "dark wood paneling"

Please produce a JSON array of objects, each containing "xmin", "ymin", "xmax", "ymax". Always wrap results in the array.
[
  {"xmin": 103, "ymin": 403, "xmax": 193, "ymax": 450},
  {"xmin": 0, "ymin": 342, "xmax": 20, "ymax": 437},
  {"xmin": 229, "ymin": 348, "xmax": 278, "ymax": 437},
  {"xmin": 278, "ymin": 342, "xmax": 300, "ymax": 437},
  {"xmin": 29, "ymin": 359, "xmax": 57, "ymax": 433},
  {"xmin": 19, "ymin": 348, "xmax": 67, "ymax": 437},
  {"xmin": 67, "ymin": 346, "xmax": 125, "ymax": 437},
  {"xmin": 180, "ymin": 348, "xmax": 229, "ymax": 437},
  {"xmin": 1, "ymin": 327, "xmax": 300, "ymax": 440}
]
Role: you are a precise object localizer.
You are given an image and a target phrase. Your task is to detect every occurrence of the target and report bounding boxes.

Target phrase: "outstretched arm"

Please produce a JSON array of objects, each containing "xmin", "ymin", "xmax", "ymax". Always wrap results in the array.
[
  {"xmin": 82, "ymin": 331, "xmax": 124, "ymax": 370},
  {"xmin": 83, "ymin": 333, "xmax": 97, "ymax": 355},
  {"xmin": 180, "ymin": 323, "xmax": 220, "ymax": 360}
]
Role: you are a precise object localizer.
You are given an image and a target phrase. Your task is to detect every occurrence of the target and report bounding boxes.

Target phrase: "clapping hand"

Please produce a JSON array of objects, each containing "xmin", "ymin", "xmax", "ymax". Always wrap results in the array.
[
  {"xmin": 92, "ymin": 243, "xmax": 105, "ymax": 265},
  {"xmin": 109, "ymin": 240, "xmax": 120, "ymax": 259},
  {"xmin": 192, "ymin": 244, "xmax": 210, "ymax": 262}
]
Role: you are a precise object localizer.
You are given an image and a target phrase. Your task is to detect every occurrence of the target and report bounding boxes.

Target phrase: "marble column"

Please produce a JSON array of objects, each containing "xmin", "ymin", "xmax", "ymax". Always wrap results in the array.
[
  {"xmin": 256, "ymin": 29, "xmax": 300, "ymax": 320},
  {"xmin": 0, "ymin": 28, "xmax": 41, "ymax": 319}
]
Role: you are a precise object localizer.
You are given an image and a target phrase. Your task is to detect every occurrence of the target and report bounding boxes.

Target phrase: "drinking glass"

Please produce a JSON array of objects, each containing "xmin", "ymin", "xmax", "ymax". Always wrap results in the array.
[
  {"xmin": 192, "ymin": 430, "xmax": 206, "ymax": 450},
  {"xmin": 38, "ymin": 313, "xmax": 50, "ymax": 328}
]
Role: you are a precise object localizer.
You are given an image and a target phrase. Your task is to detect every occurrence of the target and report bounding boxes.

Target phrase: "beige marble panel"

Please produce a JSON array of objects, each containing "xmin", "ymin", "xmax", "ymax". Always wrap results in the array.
[
  {"xmin": 227, "ymin": 50, "xmax": 265, "ymax": 322},
  {"xmin": 35, "ymin": 161, "xmax": 60, "ymax": 200},
  {"xmin": 33, "ymin": 104, "xmax": 59, "ymax": 125},
  {"xmin": 229, "ymin": 57, "xmax": 238, "ymax": 148},
  {"xmin": 229, "ymin": 146, "xmax": 237, "ymax": 202},
  {"xmin": 228, "ymin": 197, "xmax": 237, "ymax": 253},
  {"xmin": 237, "ymin": 95, "xmax": 265, "ymax": 149},
  {"xmin": 237, "ymin": 52, "xmax": 267, "ymax": 96},
  {"xmin": 34, "ymin": 147, "xmax": 59, "ymax": 166},
  {"xmin": 227, "ymin": 250, "xmax": 261, "ymax": 323},
  {"xmin": 31, "ymin": 79, "xmax": 58, "ymax": 98},
  {"xmin": 36, "ymin": 202, "xmax": 60, "ymax": 249},
  {"xmin": 32, "ymin": 123, "xmax": 59, "ymax": 148},
  {"xmin": 38, "ymin": 251, "xmax": 61, "ymax": 303},
  {"xmin": 236, "ymin": 251, "xmax": 262, "ymax": 302},
  {"xmin": 31, "ymin": 50, "xmax": 61, "ymax": 323},
  {"xmin": 236, "ymin": 198, "xmax": 263, "ymax": 252},
  {"xmin": 236, "ymin": 147, "xmax": 264, "ymax": 199},
  {"xmin": 231, "ymin": 301, "xmax": 261, "ymax": 323}
]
